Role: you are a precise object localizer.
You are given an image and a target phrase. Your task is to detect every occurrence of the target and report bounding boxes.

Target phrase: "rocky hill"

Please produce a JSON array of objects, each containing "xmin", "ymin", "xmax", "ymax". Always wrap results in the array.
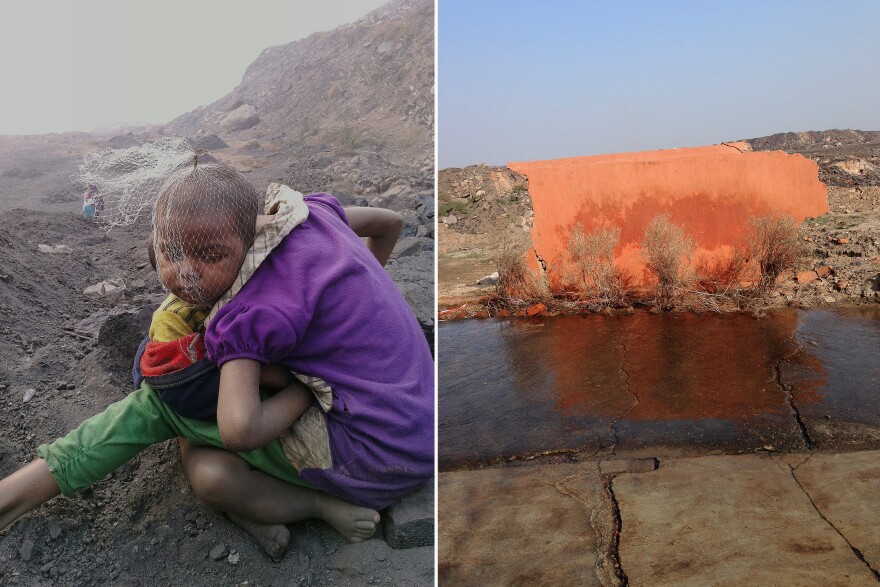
[
  {"xmin": 744, "ymin": 129, "xmax": 880, "ymax": 188},
  {"xmin": 743, "ymin": 129, "xmax": 880, "ymax": 154},
  {"xmin": 163, "ymin": 0, "xmax": 433, "ymax": 170}
]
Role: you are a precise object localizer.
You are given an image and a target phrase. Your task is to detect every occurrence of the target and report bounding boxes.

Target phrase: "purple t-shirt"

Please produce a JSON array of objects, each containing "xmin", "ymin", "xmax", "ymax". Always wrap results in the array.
[{"xmin": 205, "ymin": 194, "xmax": 433, "ymax": 509}]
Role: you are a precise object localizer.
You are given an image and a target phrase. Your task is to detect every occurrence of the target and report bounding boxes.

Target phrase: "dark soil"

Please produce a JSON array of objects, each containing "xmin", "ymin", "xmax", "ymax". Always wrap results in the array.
[{"xmin": 0, "ymin": 206, "xmax": 433, "ymax": 586}]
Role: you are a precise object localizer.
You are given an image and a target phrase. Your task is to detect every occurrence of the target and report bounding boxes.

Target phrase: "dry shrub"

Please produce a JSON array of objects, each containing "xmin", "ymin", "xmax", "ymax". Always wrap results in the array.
[
  {"xmin": 685, "ymin": 250, "xmax": 752, "ymax": 312},
  {"xmin": 685, "ymin": 214, "xmax": 803, "ymax": 312},
  {"xmin": 693, "ymin": 251, "xmax": 748, "ymax": 295},
  {"xmin": 746, "ymin": 214, "xmax": 802, "ymax": 292},
  {"xmin": 641, "ymin": 214, "xmax": 695, "ymax": 307},
  {"xmin": 567, "ymin": 223, "xmax": 623, "ymax": 306},
  {"xmin": 494, "ymin": 241, "xmax": 549, "ymax": 302}
]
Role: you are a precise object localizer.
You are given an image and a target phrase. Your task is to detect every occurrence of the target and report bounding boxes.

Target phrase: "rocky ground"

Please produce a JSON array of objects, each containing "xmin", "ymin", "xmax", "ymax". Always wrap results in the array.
[
  {"xmin": 437, "ymin": 130, "xmax": 880, "ymax": 315},
  {"xmin": 0, "ymin": 190, "xmax": 433, "ymax": 587},
  {"xmin": 437, "ymin": 165, "xmax": 532, "ymax": 302},
  {"xmin": 0, "ymin": 0, "xmax": 435, "ymax": 584}
]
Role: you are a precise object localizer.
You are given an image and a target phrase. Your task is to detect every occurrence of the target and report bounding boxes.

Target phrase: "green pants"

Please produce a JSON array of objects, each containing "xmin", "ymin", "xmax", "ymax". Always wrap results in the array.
[{"xmin": 37, "ymin": 383, "xmax": 311, "ymax": 495}]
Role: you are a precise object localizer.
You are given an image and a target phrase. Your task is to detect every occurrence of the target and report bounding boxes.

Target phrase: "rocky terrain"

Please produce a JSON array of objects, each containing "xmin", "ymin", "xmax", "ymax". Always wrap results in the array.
[
  {"xmin": 437, "ymin": 165, "xmax": 533, "ymax": 300},
  {"xmin": 438, "ymin": 129, "xmax": 880, "ymax": 314},
  {"xmin": 0, "ymin": 0, "xmax": 434, "ymax": 585}
]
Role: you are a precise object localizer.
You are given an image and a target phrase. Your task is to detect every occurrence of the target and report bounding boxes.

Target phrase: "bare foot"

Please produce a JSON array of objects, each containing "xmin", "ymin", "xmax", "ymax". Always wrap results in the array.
[
  {"xmin": 315, "ymin": 495, "xmax": 380, "ymax": 542},
  {"xmin": 227, "ymin": 513, "xmax": 290, "ymax": 562}
]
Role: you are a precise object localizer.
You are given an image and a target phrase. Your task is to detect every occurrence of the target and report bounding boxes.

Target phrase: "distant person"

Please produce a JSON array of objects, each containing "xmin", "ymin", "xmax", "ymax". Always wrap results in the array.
[
  {"xmin": 81, "ymin": 184, "xmax": 103, "ymax": 219},
  {"xmin": 0, "ymin": 161, "xmax": 434, "ymax": 561}
]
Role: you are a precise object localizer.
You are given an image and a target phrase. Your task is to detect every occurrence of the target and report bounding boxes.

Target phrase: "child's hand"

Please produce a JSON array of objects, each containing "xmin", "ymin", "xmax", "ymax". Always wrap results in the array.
[
  {"xmin": 343, "ymin": 207, "xmax": 404, "ymax": 267},
  {"xmin": 218, "ymin": 359, "xmax": 311, "ymax": 452}
]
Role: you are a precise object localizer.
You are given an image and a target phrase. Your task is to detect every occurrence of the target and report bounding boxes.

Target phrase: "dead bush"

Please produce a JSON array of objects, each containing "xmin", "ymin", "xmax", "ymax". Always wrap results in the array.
[
  {"xmin": 693, "ymin": 250, "xmax": 749, "ymax": 296},
  {"xmin": 567, "ymin": 223, "xmax": 623, "ymax": 306},
  {"xmin": 641, "ymin": 214, "xmax": 695, "ymax": 307},
  {"xmin": 746, "ymin": 214, "xmax": 803, "ymax": 292},
  {"xmin": 494, "ymin": 241, "xmax": 549, "ymax": 302}
]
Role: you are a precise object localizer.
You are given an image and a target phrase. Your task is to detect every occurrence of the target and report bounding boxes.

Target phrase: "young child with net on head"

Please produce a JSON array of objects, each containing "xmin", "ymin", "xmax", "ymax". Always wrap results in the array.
[{"xmin": 0, "ymin": 156, "xmax": 434, "ymax": 562}]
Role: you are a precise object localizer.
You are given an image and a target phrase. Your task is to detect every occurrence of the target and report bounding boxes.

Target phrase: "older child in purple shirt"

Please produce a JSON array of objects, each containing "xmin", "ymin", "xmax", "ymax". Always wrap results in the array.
[{"xmin": 0, "ymin": 163, "xmax": 434, "ymax": 562}]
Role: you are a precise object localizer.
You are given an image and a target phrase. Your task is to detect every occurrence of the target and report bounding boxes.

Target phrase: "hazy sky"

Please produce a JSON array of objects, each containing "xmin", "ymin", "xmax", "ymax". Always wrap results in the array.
[
  {"xmin": 439, "ymin": 0, "xmax": 880, "ymax": 168},
  {"xmin": 0, "ymin": 0, "xmax": 387, "ymax": 135}
]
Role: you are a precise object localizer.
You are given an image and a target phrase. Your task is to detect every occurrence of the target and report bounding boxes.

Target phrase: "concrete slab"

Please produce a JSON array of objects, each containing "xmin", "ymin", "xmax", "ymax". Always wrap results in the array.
[
  {"xmin": 615, "ymin": 454, "xmax": 877, "ymax": 586},
  {"xmin": 439, "ymin": 462, "xmax": 611, "ymax": 585},
  {"xmin": 793, "ymin": 451, "xmax": 880, "ymax": 573}
]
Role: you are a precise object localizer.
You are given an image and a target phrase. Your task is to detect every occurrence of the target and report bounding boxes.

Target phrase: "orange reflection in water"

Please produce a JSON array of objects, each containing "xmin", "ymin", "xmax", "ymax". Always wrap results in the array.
[{"xmin": 508, "ymin": 311, "xmax": 826, "ymax": 423}]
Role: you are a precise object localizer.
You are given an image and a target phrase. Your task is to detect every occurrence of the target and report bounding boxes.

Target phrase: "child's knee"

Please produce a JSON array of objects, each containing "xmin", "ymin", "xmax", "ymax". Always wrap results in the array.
[{"xmin": 183, "ymin": 451, "xmax": 245, "ymax": 508}]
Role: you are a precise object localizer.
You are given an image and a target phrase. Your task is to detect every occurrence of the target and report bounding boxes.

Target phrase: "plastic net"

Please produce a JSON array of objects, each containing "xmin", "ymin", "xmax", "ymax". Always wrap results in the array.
[
  {"xmin": 73, "ymin": 138, "xmax": 196, "ymax": 229},
  {"xmin": 152, "ymin": 161, "xmax": 262, "ymax": 306},
  {"xmin": 75, "ymin": 138, "xmax": 264, "ymax": 307}
]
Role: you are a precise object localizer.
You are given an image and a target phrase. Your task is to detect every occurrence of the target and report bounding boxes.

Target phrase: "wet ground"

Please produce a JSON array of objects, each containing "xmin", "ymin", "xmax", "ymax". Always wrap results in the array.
[{"xmin": 439, "ymin": 308, "xmax": 880, "ymax": 469}]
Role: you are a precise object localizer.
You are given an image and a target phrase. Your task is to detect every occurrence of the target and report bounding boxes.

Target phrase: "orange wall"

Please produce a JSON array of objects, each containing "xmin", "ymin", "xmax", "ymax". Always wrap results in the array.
[{"xmin": 509, "ymin": 143, "xmax": 828, "ymax": 287}]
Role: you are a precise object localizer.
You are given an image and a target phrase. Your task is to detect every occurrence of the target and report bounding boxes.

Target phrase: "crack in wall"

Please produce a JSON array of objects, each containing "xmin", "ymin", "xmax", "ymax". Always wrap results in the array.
[
  {"xmin": 531, "ymin": 247, "xmax": 548, "ymax": 278},
  {"xmin": 720, "ymin": 141, "xmax": 747, "ymax": 154},
  {"xmin": 773, "ymin": 357, "xmax": 814, "ymax": 450},
  {"xmin": 789, "ymin": 466, "xmax": 880, "ymax": 582},
  {"xmin": 602, "ymin": 474, "xmax": 629, "ymax": 586}
]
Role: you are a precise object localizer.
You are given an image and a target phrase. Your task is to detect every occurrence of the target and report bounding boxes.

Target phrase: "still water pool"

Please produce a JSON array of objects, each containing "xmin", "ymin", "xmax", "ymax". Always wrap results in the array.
[{"xmin": 439, "ymin": 308, "xmax": 880, "ymax": 469}]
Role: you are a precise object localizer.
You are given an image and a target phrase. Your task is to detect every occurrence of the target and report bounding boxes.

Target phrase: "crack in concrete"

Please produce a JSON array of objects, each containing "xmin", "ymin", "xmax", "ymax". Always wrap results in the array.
[
  {"xmin": 602, "ymin": 474, "xmax": 629, "ymax": 586},
  {"xmin": 789, "ymin": 465, "xmax": 880, "ymax": 582},
  {"xmin": 504, "ymin": 447, "xmax": 582, "ymax": 464},
  {"xmin": 790, "ymin": 452, "xmax": 814, "ymax": 471},
  {"xmin": 773, "ymin": 355, "xmax": 814, "ymax": 450},
  {"xmin": 605, "ymin": 336, "xmax": 640, "ymax": 455},
  {"xmin": 549, "ymin": 471, "xmax": 621, "ymax": 587}
]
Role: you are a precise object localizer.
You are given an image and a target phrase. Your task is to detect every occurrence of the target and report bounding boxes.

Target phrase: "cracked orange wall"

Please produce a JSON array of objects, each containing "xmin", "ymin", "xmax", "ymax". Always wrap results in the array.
[{"xmin": 509, "ymin": 143, "xmax": 828, "ymax": 287}]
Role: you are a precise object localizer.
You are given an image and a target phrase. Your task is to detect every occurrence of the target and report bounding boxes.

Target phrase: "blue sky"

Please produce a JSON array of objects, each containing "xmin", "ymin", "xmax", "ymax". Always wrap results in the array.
[{"xmin": 439, "ymin": 0, "xmax": 880, "ymax": 167}]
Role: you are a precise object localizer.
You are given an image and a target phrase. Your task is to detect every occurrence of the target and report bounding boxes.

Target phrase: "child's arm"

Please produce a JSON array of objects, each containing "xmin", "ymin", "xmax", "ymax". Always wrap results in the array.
[
  {"xmin": 343, "ymin": 207, "xmax": 404, "ymax": 267},
  {"xmin": 217, "ymin": 359, "xmax": 311, "ymax": 452},
  {"xmin": 0, "ymin": 460, "xmax": 61, "ymax": 531},
  {"xmin": 259, "ymin": 363, "xmax": 294, "ymax": 389}
]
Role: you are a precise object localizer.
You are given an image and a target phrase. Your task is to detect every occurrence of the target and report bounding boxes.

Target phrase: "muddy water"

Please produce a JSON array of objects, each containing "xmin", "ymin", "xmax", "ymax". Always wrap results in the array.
[{"xmin": 439, "ymin": 308, "xmax": 880, "ymax": 470}]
